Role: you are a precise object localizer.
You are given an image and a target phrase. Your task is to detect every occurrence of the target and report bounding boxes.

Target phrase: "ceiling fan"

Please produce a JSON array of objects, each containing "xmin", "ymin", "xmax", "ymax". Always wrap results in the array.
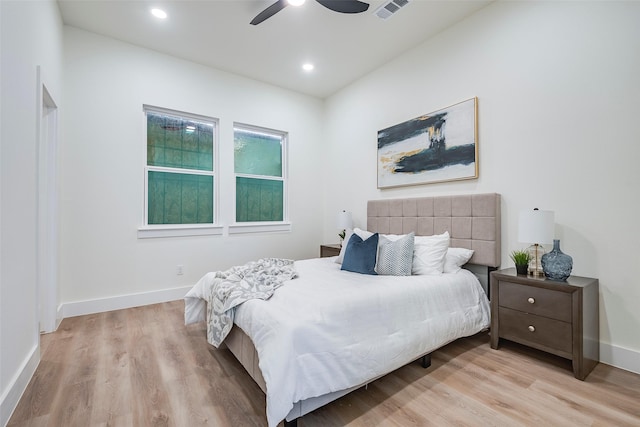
[{"xmin": 250, "ymin": 0, "xmax": 370, "ymax": 25}]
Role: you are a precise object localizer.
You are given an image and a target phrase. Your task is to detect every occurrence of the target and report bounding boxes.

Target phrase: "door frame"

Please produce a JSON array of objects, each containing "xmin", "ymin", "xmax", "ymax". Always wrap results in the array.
[{"xmin": 36, "ymin": 66, "xmax": 59, "ymax": 333}]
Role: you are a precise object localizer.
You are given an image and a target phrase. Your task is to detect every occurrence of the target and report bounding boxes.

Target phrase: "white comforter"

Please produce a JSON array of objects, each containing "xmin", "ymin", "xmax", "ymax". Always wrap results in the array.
[
  {"xmin": 184, "ymin": 258, "xmax": 297, "ymax": 347},
  {"xmin": 186, "ymin": 257, "xmax": 490, "ymax": 427}
]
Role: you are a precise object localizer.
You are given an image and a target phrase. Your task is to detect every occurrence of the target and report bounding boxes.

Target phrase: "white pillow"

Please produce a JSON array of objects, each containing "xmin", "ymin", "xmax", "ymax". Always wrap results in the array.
[
  {"xmin": 335, "ymin": 229, "xmax": 352, "ymax": 264},
  {"xmin": 379, "ymin": 233, "xmax": 407, "ymax": 242},
  {"xmin": 335, "ymin": 228, "xmax": 373, "ymax": 264},
  {"xmin": 443, "ymin": 247, "xmax": 474, "ymax": 274},
  {"xmin": 353, "ymin": 227, "xmax": 374, "ymax": 239},
  {"xmin": 412, "ymin": 231, "xmax": 450, "ymax": 275}
]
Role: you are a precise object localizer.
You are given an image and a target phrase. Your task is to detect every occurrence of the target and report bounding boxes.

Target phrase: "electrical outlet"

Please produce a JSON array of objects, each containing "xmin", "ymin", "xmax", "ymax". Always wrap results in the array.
[{"xmin": 176, "ymin": 265, "xmax": 184, "ymax": 275}]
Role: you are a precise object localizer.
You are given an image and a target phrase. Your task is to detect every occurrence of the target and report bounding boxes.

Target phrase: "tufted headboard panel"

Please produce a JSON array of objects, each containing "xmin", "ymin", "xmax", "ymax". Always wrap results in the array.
[{"xmin": 367, "ymin": 193, "xmax": 501, "ymax": 268}]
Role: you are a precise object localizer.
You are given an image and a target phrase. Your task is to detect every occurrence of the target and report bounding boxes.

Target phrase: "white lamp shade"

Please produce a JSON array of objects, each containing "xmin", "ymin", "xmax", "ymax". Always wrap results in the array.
[
  {"xmin": 337, "ymin": 210, "xmax": 353, "ymax": 230},
  {"xmin": 518, "ymin": 209, "xmax": 554, "ymax": 244}
]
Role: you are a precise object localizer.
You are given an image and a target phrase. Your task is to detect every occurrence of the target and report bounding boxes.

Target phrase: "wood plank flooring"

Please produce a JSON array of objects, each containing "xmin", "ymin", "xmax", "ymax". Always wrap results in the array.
[{"xmin": 8, "ymin": 300, "xmax": 640, "ymax": 426}]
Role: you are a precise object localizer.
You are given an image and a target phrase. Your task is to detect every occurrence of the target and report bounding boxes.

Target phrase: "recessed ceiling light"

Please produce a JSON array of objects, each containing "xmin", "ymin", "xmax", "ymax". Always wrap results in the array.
[
  {"xmin": 302, "ymin": 63, "xmax": 314, "ymax": 72},
  {"xmin": 151, "ymin": 8, "xmax": 167, "ymax": 19},
  {"xmin": 288, "ymin": 0, "xmax": 306, "ymax": 6}
]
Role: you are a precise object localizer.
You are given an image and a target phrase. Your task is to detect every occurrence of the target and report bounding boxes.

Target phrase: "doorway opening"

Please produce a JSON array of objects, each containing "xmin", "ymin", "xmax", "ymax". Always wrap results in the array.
[{"xmin": 37, "ymin": 67, "xmax": 59, "ymax": 333}]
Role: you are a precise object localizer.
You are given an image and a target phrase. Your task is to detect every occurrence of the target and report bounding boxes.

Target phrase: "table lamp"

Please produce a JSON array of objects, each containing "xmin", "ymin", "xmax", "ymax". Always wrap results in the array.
[
  {"xmin": 518, "ymin": 208, "xmax": 554, "ymax": 276},
  {"xmin": 337, "ymin": 210, "xmax": 353, "ymax": 245}
]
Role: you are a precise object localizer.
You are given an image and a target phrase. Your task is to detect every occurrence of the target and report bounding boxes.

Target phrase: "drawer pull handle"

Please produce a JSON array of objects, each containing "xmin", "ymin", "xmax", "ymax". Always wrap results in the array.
[
  {"xmin": 527, "ymin": 297, "xmax": 535, "ymax": 304},
  {"xmin": 528, "ymin": 325, "xmax": 536, "ymax": 332}
]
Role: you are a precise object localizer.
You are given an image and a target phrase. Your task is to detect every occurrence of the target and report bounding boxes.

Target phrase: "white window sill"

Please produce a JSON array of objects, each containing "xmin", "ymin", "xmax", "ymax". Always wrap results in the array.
[
  {"xmin": 228, "ymin": 222, "xmax": 292, "ymax": 235},
  {"xmin": 137, "ymin": 224, "xmax": 224, "ymax": 239}
]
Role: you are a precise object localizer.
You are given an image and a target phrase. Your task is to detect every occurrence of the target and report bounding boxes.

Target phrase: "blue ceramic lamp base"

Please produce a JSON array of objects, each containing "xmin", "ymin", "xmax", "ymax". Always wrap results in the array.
[{"xmin": 541, "ymin": 239, "xmax": 573, "ymax": 281}]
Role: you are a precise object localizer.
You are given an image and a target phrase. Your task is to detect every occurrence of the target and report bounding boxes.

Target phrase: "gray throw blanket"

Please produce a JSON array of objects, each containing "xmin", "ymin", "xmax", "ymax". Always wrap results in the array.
[{"xmin": 203, "ymin": 258, "xmax": 297, "ymax": 347}]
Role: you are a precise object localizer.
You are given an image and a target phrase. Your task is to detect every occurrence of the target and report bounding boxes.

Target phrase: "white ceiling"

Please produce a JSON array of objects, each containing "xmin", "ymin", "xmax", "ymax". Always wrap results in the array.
[{"xmin": 57, "ymin": 0, "xmax": 491, "ymax": 98}]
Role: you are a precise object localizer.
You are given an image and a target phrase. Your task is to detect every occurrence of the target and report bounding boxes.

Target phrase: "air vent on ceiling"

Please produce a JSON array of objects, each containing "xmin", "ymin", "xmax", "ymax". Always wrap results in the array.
[{"xmin": 374, "ymin": 0, "xmax": 410, "ymax": 20}]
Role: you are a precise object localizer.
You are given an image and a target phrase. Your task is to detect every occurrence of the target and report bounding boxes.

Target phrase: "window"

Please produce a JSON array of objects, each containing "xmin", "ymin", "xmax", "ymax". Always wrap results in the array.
[
  {"xmin": 231, "ymin": 124, "xmax": 289, "ymax": 233},
  {"xmin": 139, "ymin": 105, "xmax": 220, "ymax": 238}
]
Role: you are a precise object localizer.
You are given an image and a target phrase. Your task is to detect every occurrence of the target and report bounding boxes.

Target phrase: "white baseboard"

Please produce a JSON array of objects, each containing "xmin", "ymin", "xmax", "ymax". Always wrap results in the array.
[
  {"xmin": 600, "ymin": 341, "xmax": 640, "ymax": 375},
  {"xmin": 0, "ymin": 344, "xmax": 39, "ymax": 427},
  {"xmin": 61, "ymin": 285, "xmax": 193, "ymax": 318}
]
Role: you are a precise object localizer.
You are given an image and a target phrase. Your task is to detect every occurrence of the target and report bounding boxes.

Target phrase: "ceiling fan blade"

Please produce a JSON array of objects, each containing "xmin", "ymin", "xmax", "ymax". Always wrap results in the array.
[
  {"xmin": 250, "ymin": 0, "xmax": 289, "ymax": 25},
  {"xmin": 315, "ymin": 0, "xmax": 369, "ymax": 14}
]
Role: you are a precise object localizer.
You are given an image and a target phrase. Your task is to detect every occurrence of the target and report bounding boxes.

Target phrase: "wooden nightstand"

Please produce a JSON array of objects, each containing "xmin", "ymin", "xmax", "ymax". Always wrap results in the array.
[
  {"xmin": 320, "ymin": 244, "xmax": 341, "ymax": 258},
  {"xmin": 490, "ymin": 268, "xmax": 599, "ymax": 380}
]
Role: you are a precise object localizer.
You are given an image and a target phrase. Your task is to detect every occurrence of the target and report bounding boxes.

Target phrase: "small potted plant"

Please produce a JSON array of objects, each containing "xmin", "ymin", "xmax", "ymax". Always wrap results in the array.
[
  {"xmin": 338, "ymin": 229, "xmax": 347, "ymax": 246},
  {"xmin": 510, "ymin": 249, "xmax": 531, "ymax": 275}
]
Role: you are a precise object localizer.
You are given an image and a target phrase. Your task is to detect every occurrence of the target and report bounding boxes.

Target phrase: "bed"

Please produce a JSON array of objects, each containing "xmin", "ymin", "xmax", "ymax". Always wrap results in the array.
[{"xmin": 185, "ymin": 193, "xmax": 501, "ymax": 427}]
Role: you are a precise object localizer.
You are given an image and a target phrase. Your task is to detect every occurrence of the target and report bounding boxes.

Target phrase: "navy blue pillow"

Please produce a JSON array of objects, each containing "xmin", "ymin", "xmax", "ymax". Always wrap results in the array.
[{"xmin": 341, "ymin": 232, "xmax": 379, "ymax": 275}]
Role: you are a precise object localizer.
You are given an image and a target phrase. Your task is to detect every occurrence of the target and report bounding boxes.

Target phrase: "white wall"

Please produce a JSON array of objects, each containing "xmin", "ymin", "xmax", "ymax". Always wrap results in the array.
[
  {"xmin": 323, "ymin": 1, "xmax": 640, "ymax": 373},
  {"xmin": 0, "ymin": 0, "xmax": 63, "ymax": 424},
  {"xmin": 60, "ymin": 27, "xmax": 325, "ymax": 310}
]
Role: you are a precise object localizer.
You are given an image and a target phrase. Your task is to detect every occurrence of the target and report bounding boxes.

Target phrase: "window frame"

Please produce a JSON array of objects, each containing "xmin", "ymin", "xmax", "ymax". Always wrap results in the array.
[
  {"xmin": 229, "ymin": 122, "xmax": 290, "ymax": 235},
  {"xmin": 138, "ymin": 104, "xmax": 222, "ymax": 239}
]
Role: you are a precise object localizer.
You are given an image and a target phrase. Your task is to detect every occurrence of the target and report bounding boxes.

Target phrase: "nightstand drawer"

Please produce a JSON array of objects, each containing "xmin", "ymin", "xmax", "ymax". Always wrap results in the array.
[
  {"xmin": 499, "ymin": 281, "xmax": 572, "ymax": 322},
  {"xmin": 499, "ymin": 307, "xmax": 572, "ymax": 355}
]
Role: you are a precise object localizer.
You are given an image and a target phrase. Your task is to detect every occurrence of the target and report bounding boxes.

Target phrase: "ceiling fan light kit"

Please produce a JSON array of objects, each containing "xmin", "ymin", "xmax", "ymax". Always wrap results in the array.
[{"xmin": 250, "ymin": 0, "xmax": 370, "ymax": 25}]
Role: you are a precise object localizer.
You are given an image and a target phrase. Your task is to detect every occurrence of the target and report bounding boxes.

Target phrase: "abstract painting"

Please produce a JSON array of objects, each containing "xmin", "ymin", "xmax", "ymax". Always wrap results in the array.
[{"xmin": 377, "ymin": 97, "xmax": 478, "ymax": 188}]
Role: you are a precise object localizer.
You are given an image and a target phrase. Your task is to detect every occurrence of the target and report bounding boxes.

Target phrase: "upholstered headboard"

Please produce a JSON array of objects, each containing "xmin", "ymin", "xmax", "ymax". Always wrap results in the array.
[{"xmin": 367, "ymin": 193, "xmax": 501, "ymax": 268}]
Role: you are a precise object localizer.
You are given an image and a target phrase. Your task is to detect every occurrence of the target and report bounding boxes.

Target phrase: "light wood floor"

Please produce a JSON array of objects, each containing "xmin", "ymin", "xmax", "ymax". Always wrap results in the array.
[{"xmin": 8, "ymin": 300, "xmax": 640, "ymax": 427}]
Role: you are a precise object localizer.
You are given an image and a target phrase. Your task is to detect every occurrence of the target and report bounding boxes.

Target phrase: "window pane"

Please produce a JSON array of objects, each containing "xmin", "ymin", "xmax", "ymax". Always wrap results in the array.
[
  {"xmin": 147, "ymin": 112, "xmax": 213, "ymax": 171},
  {"xmin": 236, "ymin": 177, "xmax": 283, "ymax": 222},
  {"xmin": 234, "ymin": 129, "xmax": 282, "ymax": 177},
  {"xmin": 148, "ymin": 171, "xmax": 213, "ymax": 224}
]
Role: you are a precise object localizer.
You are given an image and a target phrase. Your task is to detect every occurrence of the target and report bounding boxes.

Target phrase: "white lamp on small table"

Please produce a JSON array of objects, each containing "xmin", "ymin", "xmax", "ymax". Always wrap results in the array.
[
  {"xmin": 518, "ymin": 208, "xmax": 554, "ymax": 276},
  {"xmin": 337, "ymin": 210, "xmax": 353, "ymax": 246}
]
